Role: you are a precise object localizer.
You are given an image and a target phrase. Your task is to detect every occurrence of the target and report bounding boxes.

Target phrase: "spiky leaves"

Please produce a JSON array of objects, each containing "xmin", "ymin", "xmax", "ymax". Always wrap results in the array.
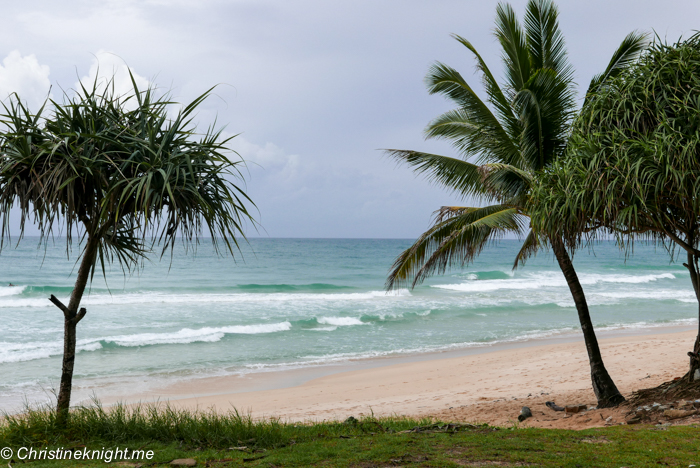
[
  {"xmin": 0, "ymin": 75, "xmax": 255, "ymax": 277},
  {"xmin": 531, "ymin": 33, "xmax": 700, "ymax": 254}
]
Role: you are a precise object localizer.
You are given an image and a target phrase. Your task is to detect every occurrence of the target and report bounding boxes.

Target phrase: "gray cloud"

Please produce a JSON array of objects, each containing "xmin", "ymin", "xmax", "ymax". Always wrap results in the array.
[{"xmin": 1, "ymin": 0, "xmax": 698, "ymax": 238}]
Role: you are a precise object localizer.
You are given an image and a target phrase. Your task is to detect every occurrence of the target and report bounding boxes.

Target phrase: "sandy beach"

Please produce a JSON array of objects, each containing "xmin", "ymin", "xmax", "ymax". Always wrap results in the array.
[{"xmin": 108, "ymin": 327, "xmax": 697, "ymax": 430}]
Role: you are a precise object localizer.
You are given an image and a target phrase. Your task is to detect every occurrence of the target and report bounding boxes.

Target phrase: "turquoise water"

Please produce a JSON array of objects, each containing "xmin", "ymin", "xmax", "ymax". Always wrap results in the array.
[{"xmin": 0, "ymin": 238, "xmax": 696, "ymax": 411}]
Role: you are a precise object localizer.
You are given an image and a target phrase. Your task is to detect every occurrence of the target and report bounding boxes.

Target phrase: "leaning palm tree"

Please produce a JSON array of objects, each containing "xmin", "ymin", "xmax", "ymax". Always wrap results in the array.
[
  {"xmin": 385, "ymin": 0, "xmax": 646, "ymax": 408},
  {"xmin": 0, "ymin": 75, "xmax": 255, "ymax": 424}
]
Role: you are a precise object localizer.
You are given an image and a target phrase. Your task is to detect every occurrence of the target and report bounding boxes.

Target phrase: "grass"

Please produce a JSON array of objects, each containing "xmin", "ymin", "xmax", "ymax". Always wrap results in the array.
[{"xmin": 1, "ymin": 402, "xmax": 699, "ymax": 467}]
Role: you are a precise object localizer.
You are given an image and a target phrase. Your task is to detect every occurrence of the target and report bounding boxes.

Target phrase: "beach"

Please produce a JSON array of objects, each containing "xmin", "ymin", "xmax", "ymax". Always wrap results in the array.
[
  {"xmin": 2, "ymin": 239, "xmax": 697, "ymax": 417},
  {"xmin": 105, "ymin": 327, "xmax": 696, "ymax": 429}
]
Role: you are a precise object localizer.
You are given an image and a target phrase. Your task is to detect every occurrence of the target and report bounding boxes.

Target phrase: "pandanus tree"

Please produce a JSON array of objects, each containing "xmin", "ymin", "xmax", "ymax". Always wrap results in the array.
[
  {"xmin": 385, "ymin": 0, "xmax": 646, "ymax": 407},
  {"xmin": 530, "ymin": 34, "xmax": 700, "ymax": 381},
  {"xmin": 0, "ymin": 76, "xmax": 255, "ymax": 423}
]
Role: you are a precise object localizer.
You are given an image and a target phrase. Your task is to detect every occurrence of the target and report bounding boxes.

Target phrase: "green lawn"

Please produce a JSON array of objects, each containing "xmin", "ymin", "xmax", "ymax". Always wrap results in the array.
[{"xmin": 2, "ymin": 404, "xmax": 698, "ymax": 467}]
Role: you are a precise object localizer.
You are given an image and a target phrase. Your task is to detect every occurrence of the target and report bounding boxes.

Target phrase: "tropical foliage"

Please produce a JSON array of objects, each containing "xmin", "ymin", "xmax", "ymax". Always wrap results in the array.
[
  {"xmin": 0, "ymin": 75, "xmax": 255, "ymax": 421},
  {"xmin": 530, "ymin": 33, "xmax": 700, "ymax": 379},
  {"xmin": 385, "ymin": 0, "xmax": 646, "ymax": 407}
]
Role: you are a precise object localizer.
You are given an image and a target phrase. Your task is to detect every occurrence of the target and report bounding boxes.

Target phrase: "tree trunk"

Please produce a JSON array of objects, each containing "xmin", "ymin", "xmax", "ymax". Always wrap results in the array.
[
  {"xmin": 684, "ymin": 252, "xmax": 700, "ymax": 382},
  {"xmin": 52, "ymin": 236, "xmax": 99, "ymax": 426},
  {"xmin": 550, "ymin": 237, "xmax": 625, "ymax": 408}
]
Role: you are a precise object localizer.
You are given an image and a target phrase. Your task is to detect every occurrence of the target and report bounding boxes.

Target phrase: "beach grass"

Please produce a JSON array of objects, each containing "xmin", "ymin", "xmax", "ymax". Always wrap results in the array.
[{"xmin": 2, "ymin": 402, "xmax": 700, "ymax": 467}]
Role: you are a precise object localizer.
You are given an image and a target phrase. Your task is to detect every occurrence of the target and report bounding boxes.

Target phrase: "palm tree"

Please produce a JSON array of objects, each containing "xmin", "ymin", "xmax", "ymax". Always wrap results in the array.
[
  {"xmin": 385, "ymin": 0, "xmax": 646, "ymax": 408},
  {"xmin": 0, "ymin": 75, "xmax": 255, "ymax": 424}
]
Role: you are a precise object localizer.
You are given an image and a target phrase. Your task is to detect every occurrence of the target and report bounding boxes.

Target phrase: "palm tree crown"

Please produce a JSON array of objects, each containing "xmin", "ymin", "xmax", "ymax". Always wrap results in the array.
[
  {"xmin": 384, "ymin": 0, "xmax": 646, "ymax": 407},
  {"xmin": 385, "ymin": 0, "xmax": 578, "ymax": 288},
  {"xmin": 385, "ymin": 0, "xmax": 644, "ymax": 289},
  {"xmin": 0, "ymin": 77, "xmax": 254, "ymax": 267}
]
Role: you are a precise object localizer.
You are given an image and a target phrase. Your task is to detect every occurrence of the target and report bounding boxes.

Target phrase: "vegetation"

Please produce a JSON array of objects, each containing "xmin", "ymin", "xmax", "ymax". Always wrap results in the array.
[
  {"xmin": 384, "ymin": 0, "xmax": 645, "ymax": 407},
  {"xmin": 0, "ymin": 76, "xmax": 255, "ymax": 422},
  {"xmin": 1, "ymin": 404, "xmax": 699, "ymax": 467},
  {"xmin": 530, "ymin": 33, "xmax": 700, "ymax": 380}
]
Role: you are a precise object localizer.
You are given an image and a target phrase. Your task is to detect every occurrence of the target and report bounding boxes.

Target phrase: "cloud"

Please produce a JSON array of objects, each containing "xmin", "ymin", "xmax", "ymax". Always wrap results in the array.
[
  {"xmin": 0, "ymin": 51, "xmax": 51, "ymax": 110},
  {"xmin": 77, "ymin": 50, "xmax": 149, "ymax": 103},
  {"xmin": 228, "ymin": 136, "xmax": 304, "ymax": 193},
  {"xmin": 2, "ymin": 0, "xmax": 699, "ymax": 237},
  {"xmin": 231, "ymin": 137, "xmax": 300, "ymax": 171}
]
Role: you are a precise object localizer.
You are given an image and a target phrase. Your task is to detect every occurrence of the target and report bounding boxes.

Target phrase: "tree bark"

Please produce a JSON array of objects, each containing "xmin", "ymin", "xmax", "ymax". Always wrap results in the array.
[
  {"xmin": 684, "ymin": 252, "xmax": 700, "ymax": 382},
  {"xmin": 550, "ymin": 237, "xmax": 625, "ymax": 408},
  {"xmin": 53, "ymin": 236, "xmax": 99, "ymax": 425}
]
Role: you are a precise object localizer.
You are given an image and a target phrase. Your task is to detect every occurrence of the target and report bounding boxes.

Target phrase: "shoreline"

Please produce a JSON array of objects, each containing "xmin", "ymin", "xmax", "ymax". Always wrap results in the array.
[
  {"xmin": 94, "ymin": 323, "xmax": 694, "ymax": 399},
  {"xmin": 92, "ymin": 325, "xmax": 696, "ymax": 428}
]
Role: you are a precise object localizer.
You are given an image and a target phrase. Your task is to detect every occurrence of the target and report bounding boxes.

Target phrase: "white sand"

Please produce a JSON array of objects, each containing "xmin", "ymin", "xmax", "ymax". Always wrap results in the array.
[{"xmin": 116, "ymin": 328, "xmax": 696, "ymax": 429}]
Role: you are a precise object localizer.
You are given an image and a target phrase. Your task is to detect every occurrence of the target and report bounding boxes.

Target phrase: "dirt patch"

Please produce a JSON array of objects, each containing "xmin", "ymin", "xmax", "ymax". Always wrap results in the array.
[
  {"xmin": 427, "ymin": 388, "xmax": 700, "ymax": 430},
  {"xmin": 449, "ymin": 460, "xmax": 532, "ymax": 467},
  {"xmin": 627, "ymin": 375, "xmax": 700, "ymax": 407},
  {"xmin": 579, "ymin": 437, "xmax": 611, "ymax": 444}
]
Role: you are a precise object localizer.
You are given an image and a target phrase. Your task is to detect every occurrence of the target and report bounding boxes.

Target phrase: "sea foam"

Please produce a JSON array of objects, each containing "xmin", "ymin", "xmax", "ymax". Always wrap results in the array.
[
  {"xmin": 0, "ymin": 322, "xmax": 293, "ymax": 363},
  {"xmin": 317, "ymin": 316, "xmax": 365, "ymax": 326},
  {"xmin": 0, "ymin": 289, "xmax": 411, "ymax": 309},
  {"xmin": 433, "ymin": 272, "xmax": 677, "ymax": 292}
]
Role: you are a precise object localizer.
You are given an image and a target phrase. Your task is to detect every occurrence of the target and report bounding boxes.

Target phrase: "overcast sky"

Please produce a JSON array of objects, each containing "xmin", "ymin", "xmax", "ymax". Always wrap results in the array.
[{"xmin": 2, "ymin": 0, "xmax": 698, "ymax": 238}]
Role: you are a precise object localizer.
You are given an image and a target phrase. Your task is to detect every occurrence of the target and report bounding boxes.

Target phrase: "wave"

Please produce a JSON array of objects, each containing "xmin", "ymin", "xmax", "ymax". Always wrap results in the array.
[
  {"xmin": 317, "ymin": 316, "xmax": 365, "ymax": 326},
  {"xmin": 595, "ymin": 318, "xmax": 697, "ymax": 332},
  {"xmin": 434, "ymin": 271, "xmax": 677, "ymax": 293},
  {"xmin": 0, "ymin": 289, "xmax": 412, "ymax": 309},
  {"xmin": 582, "ymin": 272, "xmax": 677, "ymax": 284},
  {"xmin": 238, "ymin": 318, "xmax": 698, "ymax": 372},
  {"xmin": 21, "ymin": 285, "xmax": 80, "ymax": 296},
  {"xmin": 1, "ymin": 285, "xmax": 115, "ymax": 298},
  {"xmin": 0, "ymin": 322, "xmax": 292, "ymax": 364},
  {"xmin": 235, "ymin": 283, "xmax": 353, "ymax": 292},
  {"xmin": 0, "ymin": 285, "xmax": 26, "ymax": 297},
  {"xmin": 238, "ymin": 329, "xmax": 585, "ymax": 371},
  {"xmin": 555, "ymin": 289, "xmax": 697, "ymax": 307},
  {"xmin": 0, "ymin": 340, "xmax": 106, "ymax": 364},
  {"xmin": 455, "ymin": 270, "xmax": 513, "ymax": 281},
  {"xmin": 99, "ymin": 322, "xmax": 293, "ymax": 347}
]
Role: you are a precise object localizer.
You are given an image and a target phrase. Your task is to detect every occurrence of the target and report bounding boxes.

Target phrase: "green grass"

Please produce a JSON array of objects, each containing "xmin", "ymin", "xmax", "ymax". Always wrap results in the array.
[{"xmin": 1, "ymin": 402, "xmax": 699, "ymax": 467}]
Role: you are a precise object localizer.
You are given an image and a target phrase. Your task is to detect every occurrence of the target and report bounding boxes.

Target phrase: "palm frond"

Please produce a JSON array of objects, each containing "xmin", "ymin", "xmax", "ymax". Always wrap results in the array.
[
  {"xmin": 451, "ymin": 34, "xmax": 521, "ymax": 141},
  {"xmin": 383, "ymin": 149, "xmax": 487, "ymax": 198},
  {"xmin": 513, "ymin": 229, "xmax": 545, "ymax": 268},
  {"xmin": 478, "ymin": 163, "xmax": 533, "ymax": 202},
  {"xmin": 386, "ymin": 205, "xmax": 525, "ymax": 290},
  {"xmin": 515, "ymin": 67, "xmax": 576, "ymax": 169},
  {"xmin": 494, "ymin": 2, "xmax": 531, "ymax": 93},
  {"xmin": 586, "ymin": 31, "xmax": 649, "ymax": 102},
  {"xmin": 424, "ymin": 63, "xmax": 521, "ymax": 167},
  {"xmin": 523, "ymin": 0, "xmax": 573, "ymax": 82}
]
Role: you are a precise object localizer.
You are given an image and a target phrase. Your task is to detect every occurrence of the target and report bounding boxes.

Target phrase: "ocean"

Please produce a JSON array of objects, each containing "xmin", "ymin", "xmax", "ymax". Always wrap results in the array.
[{"xmin": 0, "ymin": 238, "xmax": 696, "ymax": 412}]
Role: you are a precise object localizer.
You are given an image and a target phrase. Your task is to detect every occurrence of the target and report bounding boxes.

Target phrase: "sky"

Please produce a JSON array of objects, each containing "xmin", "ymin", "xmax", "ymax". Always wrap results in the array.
[{"xmin": 1, "ymin": 0, "xmax": 698, "ymax": 239}]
